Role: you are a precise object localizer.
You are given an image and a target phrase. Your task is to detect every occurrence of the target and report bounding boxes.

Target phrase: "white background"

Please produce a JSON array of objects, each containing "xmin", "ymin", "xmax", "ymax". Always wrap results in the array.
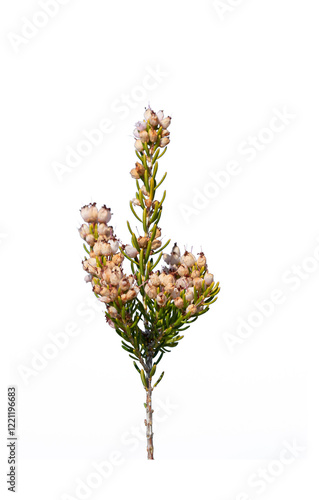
[{"xmin": 1, "ymin": 0, "xmax": 318, "ymax": 499}]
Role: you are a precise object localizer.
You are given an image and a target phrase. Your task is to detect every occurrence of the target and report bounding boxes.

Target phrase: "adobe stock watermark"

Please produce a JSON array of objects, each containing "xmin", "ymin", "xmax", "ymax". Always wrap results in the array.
[
  {"xmin": 51, "ymin": 65, "xmax": 168, "ymax": 183},
  {"xmin": 0, "ymin": 232, "xmax": 8, "ymax": 246},
  {"xmin": 17, "ymin": 294, "xmax": 105, "ymax": 385},
  {"xmin": 228, "ymin": 439, "xmax": 306, "ymax": 500},
  {"xmin": 211, "ymin": 0, "xmax": 247, "ymax": 21},
  {"xmin": 61, "ymin": 397, "xmax": 178, "ymax": 500},
  {"xmin": 7, "ymin": 0, "xmax": 72, "ymax": 53},
  {"xmin": 179, "ymin": 107, "xmax": 296, "ymax": 223},
  {"xmin": 223, "ymin": 235, "xmax": 319, "ymax": 353}
]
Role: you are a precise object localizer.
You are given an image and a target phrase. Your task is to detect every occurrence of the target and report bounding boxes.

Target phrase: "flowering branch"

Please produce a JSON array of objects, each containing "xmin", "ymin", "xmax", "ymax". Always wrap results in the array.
[{"xmin": 78, "ymin": 106, "xmax": 220, "ymax": 460}]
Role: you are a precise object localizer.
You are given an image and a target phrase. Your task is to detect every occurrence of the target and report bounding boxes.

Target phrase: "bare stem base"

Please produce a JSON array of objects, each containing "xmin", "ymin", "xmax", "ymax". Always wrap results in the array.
[{"xmin": 145, "ymin": 380, "xmax": 154, "ymax": 459}]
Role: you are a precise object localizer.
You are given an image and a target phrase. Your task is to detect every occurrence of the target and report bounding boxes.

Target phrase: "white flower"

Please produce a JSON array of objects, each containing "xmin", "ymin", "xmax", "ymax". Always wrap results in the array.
[
  {"xmin": 80, "ymin": 203, "xmax": 98, "ymax": 223},
  {"xmin": 108, "ymin": 306, "xmax": 118, "ymax": 318},
  {"xmin": 139, "ymin": 130, "xmax": 149, "ymax": 142},
  {"xmin": 98, "ymin": 224, "xmax": 113, "ymax": 237},
  {"xmin": 186, "ymin": 304, "xmax": 197, "ymax": 316},
  {"xmin": 119, "ymin": 278, "xmax": 131, "ymax": 292},
  {"xmin": 204, "ymin": 273, "xmax": 214, "ymax": 286},
  {"xmin": 163, "ymin": 253, "xmax": 171, "ymax": 265},
  {"xmin": 85, "ymin": 234, "xmax": 95, "ymax": 247},
  {"xmin": 181, "ymin": 252, "xmax": 196, "ymax": 268},
  {"xmin": 145, "ymin": 284, "xmax": 157, "ymax": 299},
  {"xmin": 98, "ymin": 206, "xmax": 111, "ymax": 224},
  {"xmin": 160, "ymin": 137, "xmax": 170, "ymax": 148},
  {"xmin": 156, "ymin": 292, "xmax": 167, "ymax": 307},
  {"xmin": 197, "ymin": 253, "xmax": 207, "ymax": 269},
  {"xmin": 177, "ymin": 265, "xmax": 189, "ymax": 277},
  {"xmin": 174, "ymin": 297, "xmax": 184, "ymax": 309},
  {"xmin": 185, "ymin": 287, "xmax": 194, "ymax": 302},
  {"xmin": 79, "ymin": 224, "xmax": 90, "ymax": 240},
  {"xmin": 149, "ymin": 274, "xmax": 160, "ymax": 287},
  {"xmin": 171, "ymin": 287, "xmax": 180, "ymax": 299},
  {"xmin": 193, "ymin": 277, "xmax": 204, "ymax": 291},
  {"xmin": 125, "ymin": 245, "xmax": 138, "ymax": 258},
  {"xmin": 110, "ymin": 239, "xmax": 119, "ymax": 254},
  {"xmin": 160, "ymin": 116, "xmax": 171, "ymax": 129},
  {"xmin": 135, "ymin": 121, "xmax": 147, "ymax": 131},
  {"xmin": 135, "ymin": 139, "xmax": 144, "ymax": 152},
  {"xmin": 157, "ymin": 110, "xmax": 164, "ymax": 122},
  {"xmin": 144, "ymin": 107, "xmax": 152, "ymax": 121},
  {"xmin": 176, "ymin": 277, "xmax": 188, "ymax": 289}
]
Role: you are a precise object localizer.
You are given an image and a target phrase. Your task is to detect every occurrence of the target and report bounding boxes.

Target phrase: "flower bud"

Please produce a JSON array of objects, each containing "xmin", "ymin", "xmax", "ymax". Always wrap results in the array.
[
  {"xmin": 155, "ymin": 227, "xmax": 162, "ymax": 238},
  {"xmin": 186, "ymin": 277, "xmax": 194, "ymax": 287},
  {"xmin": 98, "ymin": 224, "xmax": 113, "ymax": 237},
  {"xmin": 108, "ymin": 306, "xmax": 118, "ymax": 318},
  {"xmin": 174, "ymin": 297, "xmax": 184, "ymax": 309},
  {"xmin": 84, "ymin": 274, "xmax": 93, "ymax": 283},
  {"xmin": 149, "ymin": 274, "xmax": 160, "ymax": 287},
  {"xmin": 135, "ymin": 139, "xmax": 144, "ymax": 152},
  {"xmin": 160, "ymin": 116, "xmax": 171, "ymax": 129},
  {"xmin": 110, "ymin": 238, "xmax": 119, "ymax": 254},
  {"xmin": 161, "ymin": 129, "xmax": 170, "ymax": 137},
  {"xmin": 156, "ymin": 292, "xmax": 167, "ymax": 307},
  {"xmin": 99, "ymin": 296, "xmax": 111, "ymax": 303},
  {"xmin": 112, "ymin": 253, "xmax": 124, "ymax": 266},
  {"xmin": 172, "ymin": 243, "xmax": 181, "ymax": 257},
  {"xmin": 165, "ymin": 283, "xmax": 175, "ymax": 295},
  {"xmin": 141, "ymin": 185, "xmax": 149, "ymax": 197},
  {"xmin": 163, "ymin": 253, "xmax": 171, "ymax": 265},
  {"xmin": 204, "ymin": 273, "xmax": 214, "ymax": 286},
  {"xmin": 85, "ymin": 234, "xmax": 96, "ymax": 247},
  {"xmin": 160, "ymin": 137, "xmax": 170, "ymax": 148},
  {"xmin": 171, "ymin": 287, "xmax": 180, "ymax": 299},
  {"xmin": 185, "ymin": 287, "xmax": 194, "ymax": 302},
  {"xmin": 144, "ymin": 107, "xmax": 152, "ymax": 121},
  {"xmin": 149, "ymin": 112, "xmax": 158, "ymax": 127},
  {"xmin": 106, "ymin": 286, "xmax": 118, "ymax": 301},
  {"xmin": 149, "ymin": 128, "xmax": 157, "ymax": 143},
  {"xmin": 176, "ymin": 277, "xmax": 188, "ymax": 289},
  {"xmin": 125, "ymin": 245, "xmax": 138, "ymax": 258},
  {"xmin": 177, "ymin": 265, "xmax": 189, "ymax": 277},
  {"xmin": 138, "ymin": 236, "xmax": 149, "ymax": 249},
  {"xmin": 79, "ymin": 224, "xmax": 90, "ymax": 240},
  {"xmin": 193, "ymin": 277, "xmax": 204, "ymax": 291},
  {"xmin": 130, "ymin": 168, "xmax": 140, "ymax": 179},
  {"xmin": 80, "ymin": 203, "xmax": 98, "ymax": 223},
  {"xmin": 135, "ymin": 120, "xmax": 147, "ymax": 131},
  {"xmin": 145, "ymin": 198, "xmax": 153, "ymax": 209},
  {"xmin": 139, "ymin": 130, "xmax": 149, "ymax": 143},
  {"xmin": 151, "ymin": 239, "xmax": 162, "ymax": 250},
  {"xmin": 131, "ymin": 198, "xmax": 141, "ymax": 206},
  {"xmin": 98, "ymin": 206, "xmax": 111, "ymax": 224},
  {"xmin": 191, "ymin": 269, "xmax": 201, "ymax": 278},
  {"xmin": 135, "ymin": 162, "xmax": 145, "ymax": 176},
  {"xmin": 119, "ymin": 277, "xmax": 131, "ymax": 292},
  {"xmin": 197, "ymin": 253, "xmax": 207, "ymax": 268},
  {"xmin": 157, "ymin": 110, "xmax": 164, "ymax": 121},
  {"xmin": 95, "ymin": 237, "xmax": 112, "ymax": 256},
  {"xmin": 145, "ymin": 284, "xmax": 157, "ymax": 299},
  {"xmin": 186, "ymin": 304, "xmax": 197, "ymax": 316},
  {"xmin": 106, "ymin": 317, "xmax": 115, "ymax": 328},
  {"xmin": 133, "ymin": 128, "xmax": 141, "ymax": 139},
  {"xmin": 83, "ymin": 258, "xmax": 97, "ymax": 273},
  {"xmin": 163, "ymin": 274, "xmax": 175, "ymax": 285},
  {"xmin": 109, "ymin": 268, "xmax": 122, "ymax": 286},
  {"xmin": 126, "ymin": 289, "xmax": 137, "ymax": 301}
]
